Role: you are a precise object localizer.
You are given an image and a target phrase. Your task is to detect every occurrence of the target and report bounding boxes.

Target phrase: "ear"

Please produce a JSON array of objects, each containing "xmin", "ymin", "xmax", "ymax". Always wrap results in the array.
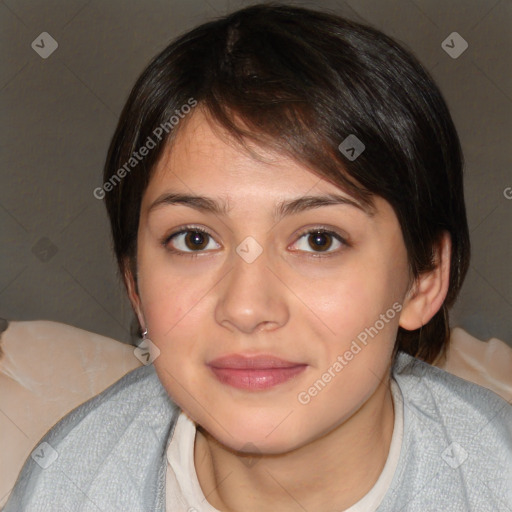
[
  {"xmin": 123, "ymin": 259, "xmax": 146, "ymax": 332},
  {"xmin": 399, "ymin": 232, "xmax": 451, "ymax": 330}
]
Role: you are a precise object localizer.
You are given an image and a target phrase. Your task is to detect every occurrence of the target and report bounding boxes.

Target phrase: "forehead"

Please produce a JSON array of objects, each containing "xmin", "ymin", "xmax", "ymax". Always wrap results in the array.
[
  {"xmin": 141, "ymin": 110, "xmax": 401, "ymax": 224},
  {"xmin": 150, "ymin": 108, "xmax": 323, "ymax": 191}
]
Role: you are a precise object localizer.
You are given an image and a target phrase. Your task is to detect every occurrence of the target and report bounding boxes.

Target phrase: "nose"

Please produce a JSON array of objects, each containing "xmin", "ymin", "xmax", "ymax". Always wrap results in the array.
[{"xmin": 215, "ymin": 244, "xmax": 289, "ymax": 334}]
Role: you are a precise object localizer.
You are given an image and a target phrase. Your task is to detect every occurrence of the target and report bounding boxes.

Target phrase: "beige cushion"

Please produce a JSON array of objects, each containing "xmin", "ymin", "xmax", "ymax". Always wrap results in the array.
[
  {"xmin": 433, "ymin": 326, "xmax": 512, "ymax": 403},
  {"xmin": 0, "ymin": 320, "xmax": 510, "ymax": 506},
  {"xmin": 0, "ymin": 320, "xmax": 142, "ymax": 506}
]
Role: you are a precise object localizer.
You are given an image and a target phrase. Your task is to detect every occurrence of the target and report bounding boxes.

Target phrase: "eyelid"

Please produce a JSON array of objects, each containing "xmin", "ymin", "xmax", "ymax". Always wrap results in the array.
[
  {"xmin": 294, "ymin": 225, "xmax": 349, "ymax": 241},
  {"xmin": 162, "ymin": 224, "xmax": 212, "ymax": 243}
]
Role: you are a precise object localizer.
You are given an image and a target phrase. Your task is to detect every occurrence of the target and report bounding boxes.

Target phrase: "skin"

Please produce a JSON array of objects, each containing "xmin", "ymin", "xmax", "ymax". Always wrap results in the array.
[{"xmin": 126, "ymin": 108, "xmax": 451, "ymax": 511}]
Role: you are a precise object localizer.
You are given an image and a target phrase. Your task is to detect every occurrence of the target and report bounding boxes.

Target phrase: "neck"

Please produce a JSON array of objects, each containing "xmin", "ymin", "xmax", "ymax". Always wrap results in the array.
[{"xmin": 194, "ymin": 376, "xmax": 396, "ymax": 512}]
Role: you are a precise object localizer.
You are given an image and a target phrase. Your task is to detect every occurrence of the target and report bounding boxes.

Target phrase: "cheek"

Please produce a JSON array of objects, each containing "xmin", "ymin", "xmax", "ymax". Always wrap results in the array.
[
  {"xmin": 292, "ymin": 265, "xmax": 403, "ymax": 421},
  {"xmin": 301, "ymin": 259, "xmax": 405, "ymax": 344},
  {"xmin": 141, "ymin": 277, "xmax": 206, "ymax": 407},
  {"xmin": 136, "ymin": 252, "xmax": 212, "ymax": 340}
]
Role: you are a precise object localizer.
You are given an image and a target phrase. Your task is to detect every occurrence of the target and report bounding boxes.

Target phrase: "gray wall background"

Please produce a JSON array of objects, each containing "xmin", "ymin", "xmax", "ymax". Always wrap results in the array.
[{"xmin": 1, "ymin": 0, "xmax": 511, "ymax": 346}]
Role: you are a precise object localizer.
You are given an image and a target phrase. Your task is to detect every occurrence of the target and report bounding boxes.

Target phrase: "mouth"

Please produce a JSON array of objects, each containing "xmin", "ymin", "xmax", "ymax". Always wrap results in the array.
[{"xmin": 207, "ymin": 354, "xmax": 308, "ymax": 391}]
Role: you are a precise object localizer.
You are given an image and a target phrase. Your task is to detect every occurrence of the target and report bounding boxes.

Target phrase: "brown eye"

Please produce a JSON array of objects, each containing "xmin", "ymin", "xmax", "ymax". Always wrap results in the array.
[
  {"xmin": 184, "ymin": 231, "xmax": 209, "ymax": 250},
  {"xmin": 308, "ymin": 231, "xmax": 333, "ymax": 252},
  {"xmin": 164, "ymin": 227, "xmax": 220, "ymax": 254},
  {"xmin": 291, "ymin": 228, "xmax": 347, "ymax": 256}
]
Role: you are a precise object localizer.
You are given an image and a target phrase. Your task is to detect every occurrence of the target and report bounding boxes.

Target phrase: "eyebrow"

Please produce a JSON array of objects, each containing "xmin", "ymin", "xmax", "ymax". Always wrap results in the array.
[{"xmin": 147, "ymin": 192, "xmax": 374, "ymax": 220}]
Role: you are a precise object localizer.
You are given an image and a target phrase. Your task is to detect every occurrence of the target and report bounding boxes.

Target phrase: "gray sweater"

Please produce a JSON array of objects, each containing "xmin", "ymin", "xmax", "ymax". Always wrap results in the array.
[{"xmin": 3, "ymin": 351, "xmax": 512, "ymax": 511}]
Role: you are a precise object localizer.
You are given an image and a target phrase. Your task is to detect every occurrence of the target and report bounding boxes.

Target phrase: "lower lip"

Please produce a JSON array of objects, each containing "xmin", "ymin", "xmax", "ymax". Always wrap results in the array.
[{"xmin": 209, "ymin": 366, "xmax": 307, "ymax": 390}]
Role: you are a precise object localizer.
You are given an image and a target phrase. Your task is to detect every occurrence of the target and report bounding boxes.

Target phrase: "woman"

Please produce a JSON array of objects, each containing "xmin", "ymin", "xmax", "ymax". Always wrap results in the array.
[{"xmin": 4, "ymin": 4, "xmax": 511, "ymax": 511}]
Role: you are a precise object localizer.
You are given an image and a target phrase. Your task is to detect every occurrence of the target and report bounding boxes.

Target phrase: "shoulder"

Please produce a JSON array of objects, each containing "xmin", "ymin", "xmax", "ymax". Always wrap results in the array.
[
  {"xmin": 381, "ymin": 352, "xmax": 512, "ymax": 511},
  {"xmin": 393, "ymin": 351, "xmax": 512, "ymax": 433},
  {"xmin": 2, "ymin": 364, "xmax": 180, "ymax": 511}
]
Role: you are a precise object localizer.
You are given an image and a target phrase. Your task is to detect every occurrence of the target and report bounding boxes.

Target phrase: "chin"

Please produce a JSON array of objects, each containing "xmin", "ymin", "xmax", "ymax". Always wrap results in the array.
[{"xmin": 199, "ymin": 408, "xmax": 312, "ymax": 456}]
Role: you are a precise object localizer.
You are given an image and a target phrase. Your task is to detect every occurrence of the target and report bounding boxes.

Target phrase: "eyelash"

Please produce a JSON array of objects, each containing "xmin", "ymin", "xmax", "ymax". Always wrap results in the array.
[{"xmin": 161, "ymin": 224, "xmax": 349, "ymax": 259}]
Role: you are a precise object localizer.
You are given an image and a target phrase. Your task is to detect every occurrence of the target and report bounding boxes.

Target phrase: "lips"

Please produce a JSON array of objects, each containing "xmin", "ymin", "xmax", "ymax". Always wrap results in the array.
[
  {"xmin": 208, "ymin": 354, "xmax": 303, "ymax": 369},
  {"xmin": 207, "ymin": 354, "xmax": 307, "ymax": 391}
]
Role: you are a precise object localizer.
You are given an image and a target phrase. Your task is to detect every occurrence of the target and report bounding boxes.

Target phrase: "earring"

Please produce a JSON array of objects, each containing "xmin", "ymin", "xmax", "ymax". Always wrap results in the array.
[{"xmin": 142, "ymin": 328, "xmax": 148, "ymax": 339}]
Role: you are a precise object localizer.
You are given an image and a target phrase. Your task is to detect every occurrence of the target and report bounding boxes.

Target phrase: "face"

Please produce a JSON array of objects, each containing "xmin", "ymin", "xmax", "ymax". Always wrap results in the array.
[{"xmin": 132, "ymin": 109, "xmax": 412, "ymax": 455}]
